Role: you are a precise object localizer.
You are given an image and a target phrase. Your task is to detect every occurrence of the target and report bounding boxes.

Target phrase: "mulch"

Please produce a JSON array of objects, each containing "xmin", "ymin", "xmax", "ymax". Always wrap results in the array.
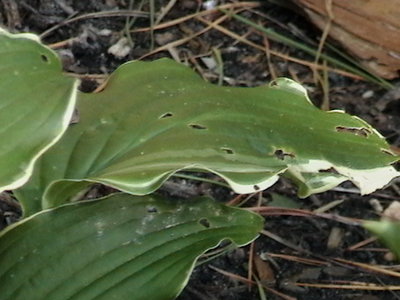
[{"xmin": 1, "ymin": 1, "xmax": 400, "ymax": 299}]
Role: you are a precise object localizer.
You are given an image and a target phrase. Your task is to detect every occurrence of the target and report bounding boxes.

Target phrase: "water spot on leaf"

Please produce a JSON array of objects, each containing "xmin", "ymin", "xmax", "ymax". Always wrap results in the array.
[
  {"xmin": 199, "ymin": 218, "xmax": 210, "ymax": 228},
  {"xmin": 336, "ymin": 126, "xmax": 371, "ymax": 137},
  {"xmin": 100, "ymin": 118, "xmax": 109, "ymax": 124},
  {"xmin": 142, "ymin": 214, "xmax": 155, "ymax": 223},
  {"xmin": 94, "ymin": 220, "xmax": 105, "ymax": 237},
  {"xmin": 189, "ymin": 124, "xmax": 207, "ymax": 130}
]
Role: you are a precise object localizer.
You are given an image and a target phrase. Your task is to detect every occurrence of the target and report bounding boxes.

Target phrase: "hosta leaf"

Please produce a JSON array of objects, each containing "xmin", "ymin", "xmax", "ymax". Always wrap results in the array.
[
  {"xmin": 0, "ymin": 193, "xmax": 263, "ymax": 300},
  {"xmin": 364, "ymin": 220, "xmax": 400, "ymax": 259},
  {"xmin": 16, "ymin": 59, "xmax": 399, "ymax": 214},
  {"xmin": 269, "ymin": 192, "xmax": 301, "ymax": 209},
  {"xmin": 0, "ymin": 29, "xmax": 77, "ymax": 192},
  {"xmin": 285, "ymin": 169, "xmax": 348, "ymax": 198}
]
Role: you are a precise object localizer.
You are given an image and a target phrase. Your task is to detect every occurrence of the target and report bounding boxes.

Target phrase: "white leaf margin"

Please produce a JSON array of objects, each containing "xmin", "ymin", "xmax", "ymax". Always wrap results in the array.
[{"xmin": 0, "ymin": 29, "xmax": 79, "ymax": 192}]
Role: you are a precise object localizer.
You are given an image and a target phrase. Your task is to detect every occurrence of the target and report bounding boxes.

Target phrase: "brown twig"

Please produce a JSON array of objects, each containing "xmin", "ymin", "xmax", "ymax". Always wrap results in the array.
[
  {"xmin": 296, "ymin": 281, "xmax": 400, "ymax": 291},
  {"xmin": 138, "ymin": 12, "xmax": 232, "ymax": 60},
  {"xmin": 209, "ymin": 265, "xmax": 296, "ymax": 300},
  {"xmin": 40, "ymin": 10, "xmax": 149, "ymax": 39},
  {"xmin": 249, "ymin": 206, "xmax": 363, "ymax": 226},
  {"xmin": 346, "ymin": 236, "xmax": 378, "ymax": 251},
  {"xmin": 132, "ymin": 2, "xmax": 261, "ymax": 33},
  {"xmin": 265, "ymin": 253, "xmax": 329, "ymax": 266},
  {"xmin": 195, "ymin": 16, "xmax": 363, "ymax": 80}
]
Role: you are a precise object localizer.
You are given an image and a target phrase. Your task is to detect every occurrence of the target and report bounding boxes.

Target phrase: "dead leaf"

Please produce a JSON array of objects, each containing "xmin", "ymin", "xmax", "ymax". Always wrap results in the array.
[
  {"xmin": 254, "ymin": 254, "xmax": 275, "ymax": 284},
  {"xmin": 292, "ymin": 0, "xmax": 400, "ymax": 79}
]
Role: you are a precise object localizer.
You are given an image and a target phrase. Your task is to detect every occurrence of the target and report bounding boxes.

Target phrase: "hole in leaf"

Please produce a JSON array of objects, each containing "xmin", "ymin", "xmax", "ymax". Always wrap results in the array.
[
  {"xmin": 221, "ymin": 147, "xmax": 234, "ymax": 154},
  {"xmin": 199, "ymin": 218, "xmax": 210, "ymax": 228},
  {"xmin": 69, "ymin": 109, "xmax": 80, "ymax": 125},
  {"xmin": 335, "ymin": 126, "xmax": 371, "ymax": 137},
  {"xmin": 40, "ymin": 54, "xmax": 49, "ymax": 63},
  {"xmin": 270, "ymin": 80, "xmax": 279, "ymax": 87},
  {"xmin": 319, "ymin": 167, "xmax": 339, "ymax": 174},
  {"xmin": 253, "ymin": 185, "xmax": 260, "ymax": 191},
  {"xmin": 274, "ymin": 149, "xmax": 295, "ymax": 160},
  {"xmin": 189, "ymin": 124, "xmax": 207, "ymax": 130},
  {"xmin": 147, "ymin": 206, "xmax": 158, "ymax": 213},
  {"xmin": 159, "ymin": 112, "xmax": 173, "ymax": 119},
  {"xmin": 381, "ymin": 148, "xmax": 396, "ymax": 156}
]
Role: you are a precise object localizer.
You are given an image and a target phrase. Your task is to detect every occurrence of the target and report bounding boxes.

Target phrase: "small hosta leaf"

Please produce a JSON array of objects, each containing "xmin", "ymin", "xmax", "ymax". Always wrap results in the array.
[
  {"xmin": 0, "ymin": 193, "xmax": 263, "ymax": 300},
  {"xmin": 285, "ymin": 169, "xmax": 348, "ymax": 198},
  {"xmin": 0, "ymin": 29, "xmax": 77, "ymax": 192},
  {"xmin": 364, "ymin": 220, "xmax": 400, "ymax": 259},
  {"xmin": 16, "ymin": 59, "xmax": 398, "ymax": 214},
  {"xmin": 269, "ymin": 192, "xmax": 301, "ymax": 209}
]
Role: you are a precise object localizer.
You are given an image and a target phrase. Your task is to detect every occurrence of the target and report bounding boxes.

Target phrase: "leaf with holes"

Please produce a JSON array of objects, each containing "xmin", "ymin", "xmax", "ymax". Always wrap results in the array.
[
  {"xmin": 15, "ymin": 59, "xmax": 399, "ymax": 214},
  {"xmin": 0, "ymin": 29, "xmax": 77, "ymax": 192},
  {"xmin": 0, "ymin": 193, "xmax": 263, "ymax": 300}
]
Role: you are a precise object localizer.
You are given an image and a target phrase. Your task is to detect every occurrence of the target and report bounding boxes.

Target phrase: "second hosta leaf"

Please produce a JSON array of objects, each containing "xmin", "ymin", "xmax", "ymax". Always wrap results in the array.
[
  {"xmin": 16, "ymin": 59, "xmax": 398, "ymax": 213},
  {"xmin": 364, "ymin": 220, "xmax": 400, "ymax": 260},
  {"xmin": 0, "ymin": 193, "xmax": 263, "ymax": 300}
]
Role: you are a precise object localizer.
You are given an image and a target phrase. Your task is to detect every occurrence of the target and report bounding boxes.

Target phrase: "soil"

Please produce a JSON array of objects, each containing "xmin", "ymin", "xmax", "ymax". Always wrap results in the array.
[{"xmin": 1, "ymin": 1, "xmax": 400, "ymax": 299}]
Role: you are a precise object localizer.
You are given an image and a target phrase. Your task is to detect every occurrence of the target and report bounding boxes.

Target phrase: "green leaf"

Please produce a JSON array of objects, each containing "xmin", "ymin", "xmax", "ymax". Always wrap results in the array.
[
  {"xmin": 0, "ymin": 193, "xmax": 263, "ymax": 300},
  {"xmin": 284, "ymin": 169, "xmax": 347, "ymax": 198},
  {"xmin": 364, "ymin": 220, "xmax": 400, "ymax": 259},
  {"xmin": 269, "ymin": 192, "xmax": 301, "ymax": 209},
  {"xmin": 0, "ymin": 29, "xmax": 77, "ymax": 192},
  {"xmin": 16, "ymin": 59, "xmax": 398, "ymax": 214}
]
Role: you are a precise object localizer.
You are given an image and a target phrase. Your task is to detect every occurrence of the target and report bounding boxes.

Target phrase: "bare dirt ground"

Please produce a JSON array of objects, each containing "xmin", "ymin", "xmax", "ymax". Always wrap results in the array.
[{"xmin": 1, "ymin": 1, "xmax": 400, "ymax": 299}]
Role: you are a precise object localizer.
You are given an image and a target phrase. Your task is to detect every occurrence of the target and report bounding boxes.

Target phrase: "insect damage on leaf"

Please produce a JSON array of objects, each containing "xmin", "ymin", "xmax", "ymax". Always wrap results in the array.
[
  {"xmin": 335, "ymin": 126, "xmax": 372, "ymax": 137},
  {"xmin": 11, "ymin": 58, "xmax": 399, "ymax": 213},
  {"xmin": 274, "ymin": 149, "xmax": 296, "ymax": 160}
]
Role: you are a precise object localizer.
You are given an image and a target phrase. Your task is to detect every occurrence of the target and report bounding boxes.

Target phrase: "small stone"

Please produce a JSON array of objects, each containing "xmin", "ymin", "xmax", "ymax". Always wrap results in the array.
[
  {"xmin": 362, "ymin": 90, "xmax": 374, "ymax": 99},
  {"xmin": 384, "ymin": 251, "xmax": 396, "ymax": 261},
  {"xmin": 155, "ymin": 32, "xmax": 175, "ymax": 46},
  {"xmin": 383, "ymin": 201, "xmax": 400, "ymax": 221},
  {"xmin": 369, "ymin": 198, "xmax": 383, "ymax": 213},
  {"xmin": 108, "ymin": 37, "xmax": 131, "ymax": 58},
  {"xmin": 203, "ymin": 0, "xmax": 218, "ymax": 10}
]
